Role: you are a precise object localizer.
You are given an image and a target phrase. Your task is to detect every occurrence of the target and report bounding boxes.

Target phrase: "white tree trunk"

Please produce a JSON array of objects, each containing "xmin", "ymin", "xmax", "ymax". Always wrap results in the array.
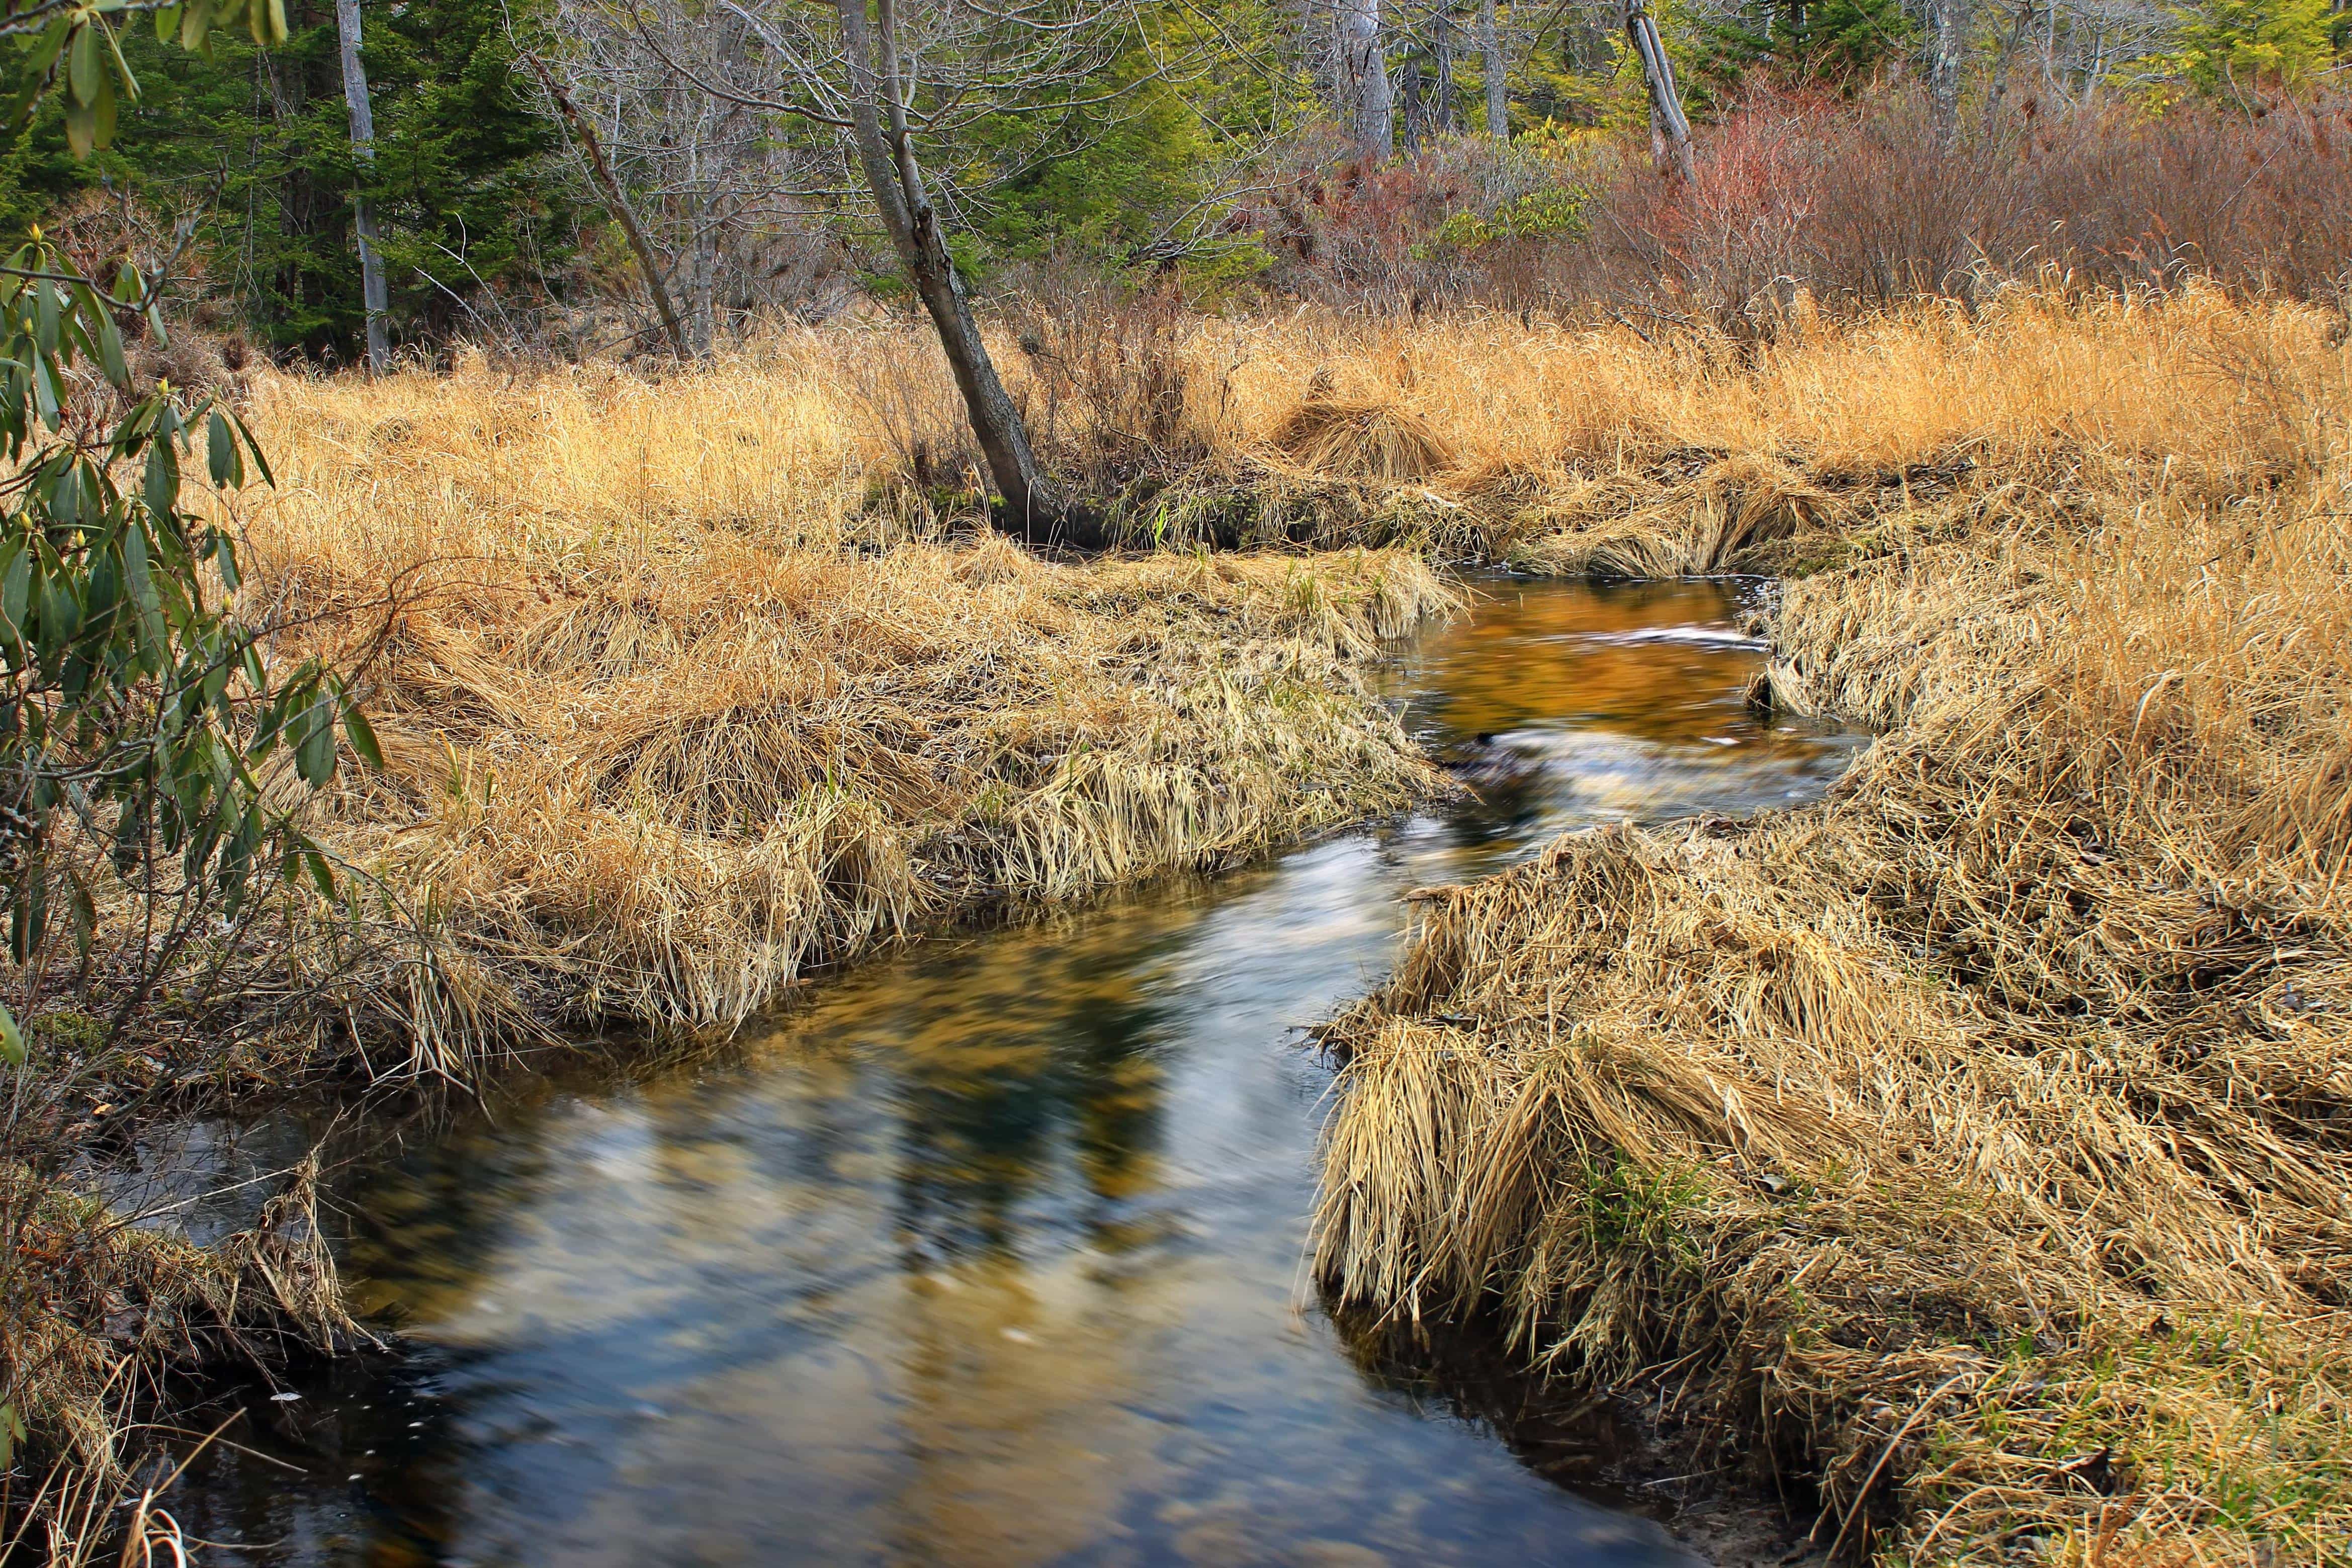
[
  {"xmin": 1623, "ymin": 0, "xmax": 1694, "ymax": 182},
  {"xmin": 1340, "ymin": 0, "xmax": 1392, "ymax": 161},
  {"xmin": 333, "ymin": 0, "xmax": 390, "ymax": 372},
  {"xmin": 1478, "ymin": 0, "xmax": 1507, "ymax": 139}
]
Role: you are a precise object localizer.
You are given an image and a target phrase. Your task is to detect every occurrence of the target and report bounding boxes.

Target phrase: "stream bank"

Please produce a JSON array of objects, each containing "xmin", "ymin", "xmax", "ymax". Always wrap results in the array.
[{"xmin": 125, "ymin": 576, "xmax": 1861, "ymax": 1565}]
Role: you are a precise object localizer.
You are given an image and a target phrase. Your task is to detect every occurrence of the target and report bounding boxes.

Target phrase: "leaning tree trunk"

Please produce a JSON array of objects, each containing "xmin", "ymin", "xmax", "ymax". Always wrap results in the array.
[
  {"xmin": 1623, "ymin": 0, "xmax": 1695, "ymax": 182},
  {"xmin": 834, "ymin": 0, "xmax": 1097, "ymax": 547},
  {"xmin": 1478, "ymin": 0, "xmax": 1507, "ymax": 138},
  {"xmin": 332, "ymin": 0, "xmax": 390, "ymax": 373},
  {"xmin": 1339, "ymin": 0, "xmax": 1393, "ymax": 161},
  {"xmin": 1928, "ymin": 0, "xmax": 1969, "ymax": 148},
  {"xmin": 524, "ymin": 53, "xmax": 691, "ymax": 359}
]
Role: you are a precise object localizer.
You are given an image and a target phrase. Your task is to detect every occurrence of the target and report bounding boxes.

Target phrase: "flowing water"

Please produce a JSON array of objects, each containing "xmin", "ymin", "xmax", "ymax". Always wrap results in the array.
[{"xmin": 152, "ymin": 577, "xmax": 1863, "ymax": 1567}]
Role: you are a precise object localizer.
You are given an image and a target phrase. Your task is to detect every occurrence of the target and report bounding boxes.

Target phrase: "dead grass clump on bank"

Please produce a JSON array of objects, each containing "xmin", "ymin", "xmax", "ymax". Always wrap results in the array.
[
  {"xmin": 1058, "ymin": 286, "xmax": 2323, "ymax": 567},
  {"xmin": 1314, "ymin": 294, "xmax": 2352, "ymax": 1564},
  {"xmin": 1, "ymin": 1155, "xmax": 354, "ymax": 1552},
  {"xmin": 1269, "ymin": 395, "xmax": 1458, "ymax": 482}
]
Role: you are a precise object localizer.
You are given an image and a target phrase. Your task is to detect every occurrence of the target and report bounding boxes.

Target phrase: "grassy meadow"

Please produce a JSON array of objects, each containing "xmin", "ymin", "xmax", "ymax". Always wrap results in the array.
[{"xmin": 7, "ymin": 286, "xmax": 2349, "ymax": 1563}]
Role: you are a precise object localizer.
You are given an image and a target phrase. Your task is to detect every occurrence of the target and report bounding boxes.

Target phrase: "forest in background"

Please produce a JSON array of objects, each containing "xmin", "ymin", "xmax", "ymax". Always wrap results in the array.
[{"xmin": 1, "ymin": 0, "xmax": 2346, "ymax": 367}]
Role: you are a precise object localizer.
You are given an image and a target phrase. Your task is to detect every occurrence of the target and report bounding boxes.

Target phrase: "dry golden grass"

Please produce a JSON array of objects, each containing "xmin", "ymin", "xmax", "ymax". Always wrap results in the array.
[
  {"xmin": 218, "ymin": 351, "xmax": 1457, "ymax": 1076},
  {"xmin": 656, "ymin": 291, "xmax": 2338, "ymax": 574},
  {"xmin": 1312, "ymin": 288, "xmax": 2352, "ymax": 1566}
]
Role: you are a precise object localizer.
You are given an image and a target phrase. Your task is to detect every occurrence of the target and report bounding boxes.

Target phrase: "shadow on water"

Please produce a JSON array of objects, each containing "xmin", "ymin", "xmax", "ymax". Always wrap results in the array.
[{"xmin": 149, "ymin": 577, "xmax": 1864, "ymax": 1567}]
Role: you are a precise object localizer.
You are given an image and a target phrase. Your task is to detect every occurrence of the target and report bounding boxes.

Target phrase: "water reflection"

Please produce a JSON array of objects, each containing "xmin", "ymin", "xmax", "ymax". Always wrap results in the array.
[{"xmin": 165, "ymin": 577, "xmax": 1861, "ymax": 1566}]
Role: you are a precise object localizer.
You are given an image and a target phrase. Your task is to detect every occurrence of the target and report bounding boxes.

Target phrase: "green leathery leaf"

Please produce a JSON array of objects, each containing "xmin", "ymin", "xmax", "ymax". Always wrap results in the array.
[
  {"xmin": 294, "ymin": 691, "xmax": 335, "ymax": 785},
  {"xmin": 143, "ymin": 435, "xmax": 178, "ymax": 517},
  {"xmin": 339, "ymin": 686, "xmax": 384, "ymax": 770},
  {"xmin": 31, "ymin": 350, "xmax": 61, "ymax": 426},
  {"xmin": 1, "ymin": 542, "xmax": 30, "ymax": 649},
  {"xmin": 227, "ymin": 409, "xmax": 276, "ymax": 486},
  {"xmin": 92, "ymin": 62, "xmax": 117, "ymax": 149},
  {"xmin": 0, "ymin": 1005, "xmax": 23, "ymax": 1068},
  {"xmin": 101, "ymin": 18, "xmax": 141, "ymax": 101},
  {"xmin": 27, "ymin": 18, "xmax": 71, "ymax": 76},
  {"xmin": 3, "ymin": 77, "xmax": 43, "ymax": 136},
  {"xmin": 36, "ymin": 557, "xmax": 78, "ymax": 659},
  {"xmin": 62, "ymin": 95, "xmax": 94, "ymax": 159},
  {"xmin": 67, "ymin": 23, "xmax": 101, "ymax": 106},
  {"xmin": 50, "ymin": 462, "xmax": 79, "ymax": 529},
  {"xmin": 121, "ymin": 519, "xmax": 167, "ymax": 666},
  {"xmin": 33, "ymin": 280, "xmax": 57, "ymax": 358},
  {"xmin": 156, "ymin": 3, "xmax": 181, "ymax": 43},
  {"xmin": 207, "ymin": 410, "xmax": 240, "ymax": 486},
  {"xmin": 95, "ymin": 304, "xmax": 127, "ymax": 386}
]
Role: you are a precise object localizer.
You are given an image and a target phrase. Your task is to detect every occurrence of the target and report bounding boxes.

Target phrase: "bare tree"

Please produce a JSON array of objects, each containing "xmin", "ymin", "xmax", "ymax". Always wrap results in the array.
[
  {"xmin": 1928, "ymin": 0, "xmax": 1969, "ymax": 145},
  {"xmin": 333, "ymin": 0, "xmax": 391, "ymax": 372},
  {"xmin": 1476, "ymin": 0, "xmax": 1507, "ymax": 137},
  {"xmin": 1623, "ymin": 0, "xmax": 1693, "ymax": 180},
  {"xmin": 1338, "ymin": 0, "xmax": 1395, "ymax": 158},
  {"xmin": 531, "ymin": 0, "xmax": 851, "ymax": 358},
  {"xmin": 523, "ymin": 51, "xmax": 691, "ymax": 357},
  {"xmin": 610, "ymin": 0, "xmax": 1152, "ymax": 543}
]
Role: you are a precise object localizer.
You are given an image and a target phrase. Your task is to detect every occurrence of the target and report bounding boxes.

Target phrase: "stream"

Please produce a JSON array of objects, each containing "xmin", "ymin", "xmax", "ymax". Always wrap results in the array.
[{"xmin": 145, "ymin": 576, "xmax": 1864, "ymax": 1567}]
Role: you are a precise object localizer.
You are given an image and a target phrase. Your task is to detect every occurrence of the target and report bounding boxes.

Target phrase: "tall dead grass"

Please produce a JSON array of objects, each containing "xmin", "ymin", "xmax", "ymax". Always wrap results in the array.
[
  {"xmin": 207, "ymin": 288, "xmax": 2342, "ymax": 1079},
  {"xmin": 213, "ymin": 348, "xmax": 1456, "ymax": 1076},
  {"xmin": 1312, "ymin": 289, "xmax": 2352, "ymax": 1564}
]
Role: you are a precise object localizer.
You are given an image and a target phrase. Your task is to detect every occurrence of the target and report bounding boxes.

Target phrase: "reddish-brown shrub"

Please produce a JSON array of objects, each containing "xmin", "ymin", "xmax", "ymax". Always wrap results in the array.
[{"xmin": 1235, "ymin": 89, "xmax": 2352, "ymax": 325}]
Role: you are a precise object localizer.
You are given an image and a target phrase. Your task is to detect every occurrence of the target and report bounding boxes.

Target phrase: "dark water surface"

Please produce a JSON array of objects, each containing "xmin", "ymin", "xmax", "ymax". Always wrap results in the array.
[{"xmin": 158, "ymin": 578, "xmax": 1863, "ymax": 1567}]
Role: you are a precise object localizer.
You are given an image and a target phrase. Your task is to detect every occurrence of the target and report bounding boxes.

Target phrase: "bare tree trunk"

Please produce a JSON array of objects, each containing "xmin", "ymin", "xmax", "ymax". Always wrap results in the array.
[
  {"xmin": 1433, "ymin": 11, "xmax": 1455, "ymax": 131},
  {"xmin": 1340, "ymin": 0, "xmax": 1393, "ymax": 161},
  {"xmin": 332, "ymin": 0, "xmax": 390, "ymax": 373},
  {"xmin": 1477, "ymin": 0, "xmax": 1507, "ymax": 138},
  {"xmin": 523, "ymin": 52, "xmax": 692, "ymax": 359},
  {"xmin": 1928, "ymin": 0, "xmax": 1968, "ymax": 148},
  {"xmin": 1400, "ymin": 50, "xmax": 1425, "ymax": 153},
  {"xmin": 1624, "ymin": 0, "xmax": 1694, "ymax": 182},
  {"xmin": 835, "ymin": 0, "xmax": 1095, "ymax": 546},
  {"xmin": 1984, "ymin": 0, "xmax": 2033, "ymax": 123}
]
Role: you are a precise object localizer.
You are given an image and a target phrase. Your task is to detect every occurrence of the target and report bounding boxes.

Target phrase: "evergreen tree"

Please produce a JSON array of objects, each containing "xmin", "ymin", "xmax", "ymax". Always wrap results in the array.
[{"xmin": 0, "ymin": 0, "xmax": 569, "ymax": 359}]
